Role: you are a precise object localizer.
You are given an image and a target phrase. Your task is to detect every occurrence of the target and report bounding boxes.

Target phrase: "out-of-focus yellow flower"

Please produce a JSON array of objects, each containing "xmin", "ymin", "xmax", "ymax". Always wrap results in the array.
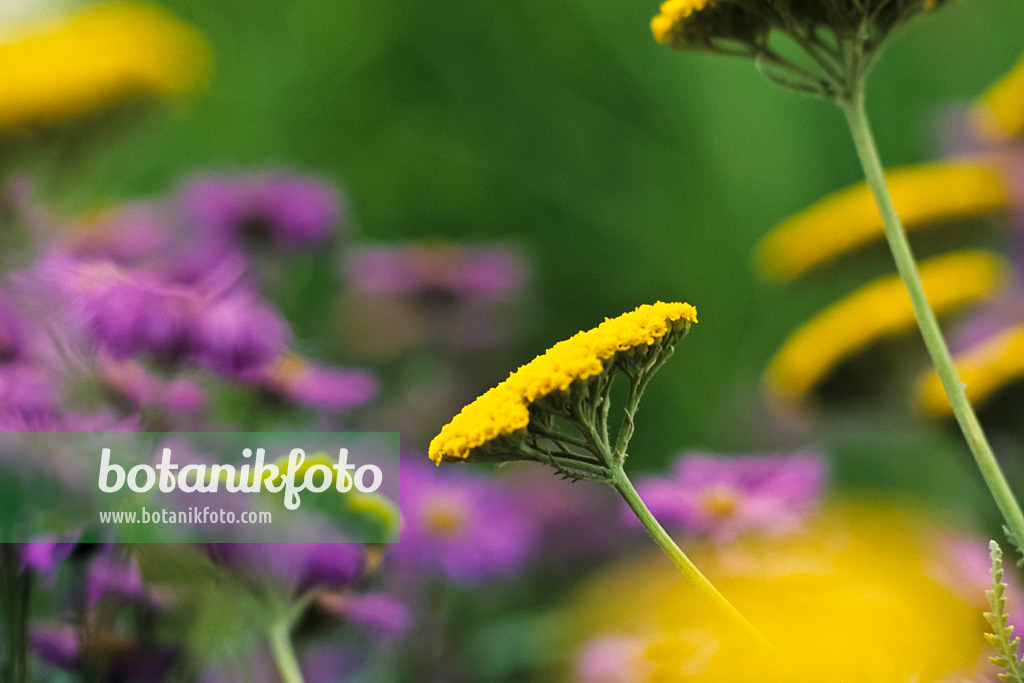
[
  {"xmin": 429, "ymin": 302, "xmax": 697, "ymax": 463},
  {"xmin": 0, "ymin": 2, "xmax": 210, "ymax": 131},
  {"xmin": 916, "ymin": 323, "xmax": 1024, "ymax": 416},
  {"xmin": 755, "ymin": 163, "xmax": 1010, "ymax": 282},
  {"xmin": 973, "ymin": 52, "xmax": 1024, "ymax": 141},
  {"xmin": 650, "ymin": 0, "xmax": 712, "ymax": 45},
  {"xmin": 764, "ymin": 250, "xmax": 1006, "ymax": 405},
  {"xmin": 567, "ymin": 502, "xmax": 993, "ymax": 682}
]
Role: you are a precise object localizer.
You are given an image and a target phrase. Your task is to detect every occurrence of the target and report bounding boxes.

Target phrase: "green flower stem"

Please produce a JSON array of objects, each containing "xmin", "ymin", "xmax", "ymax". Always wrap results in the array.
[
  {"xmin": 839, "ymin": 85, "xmax": 1024, "ymax": 546},
  {"xmin": 1, "ymin": 545, "xmax": 30, "ymax": 683},
  {"xmin": 609, "ymin": 465, "xmax": 778, "ymax": 655},
  {"xmin": 268, "ymin": 619, "xmax": 306, "ymax": 683}
]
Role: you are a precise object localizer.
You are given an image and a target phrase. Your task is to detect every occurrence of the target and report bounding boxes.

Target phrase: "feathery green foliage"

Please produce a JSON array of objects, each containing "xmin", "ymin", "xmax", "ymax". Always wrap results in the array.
[{"xmin": 986, "ymin": 540, "xmax": 1024, "ymax": 683}]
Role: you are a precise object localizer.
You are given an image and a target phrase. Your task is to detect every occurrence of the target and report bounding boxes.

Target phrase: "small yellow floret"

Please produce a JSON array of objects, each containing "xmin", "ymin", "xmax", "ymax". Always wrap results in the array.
[
  {"xmin": 916, "ymin": 323, "xmax": 1024, "ymax": 415},
  {"xmin": 650, "ymin": 0, "xmax": 712, "ymax": 44},
  {"xmin": 429, "ymin": 302, "xmax": 697, "ymax": 463},
  {"xmin": 764, "ymin": 251, "xmax": 1006, "ymax": 404},
  {"xmin": 972, "ymin": 51, "xmax": 1024, "ymax": 141},
  {"xmin": 755, "ymin": 163, "xmax": 1010, "ymax": 282},
  {"xmin": 0, "ymin": 2, "xmax": 210, "ymax": 131}
]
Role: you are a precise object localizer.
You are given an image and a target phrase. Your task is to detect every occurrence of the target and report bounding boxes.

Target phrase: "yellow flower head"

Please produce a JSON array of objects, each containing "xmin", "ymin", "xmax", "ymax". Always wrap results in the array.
[
  {"xmin": 972, "ymin": 51, "xmax": 1024, "ymax": 141},
  {"xmin": 648, "ymin": 0, "xmax": 948, "ymax": 88},
  {"xmin": 650, "ymin": 0, "xmax": 713, "ymax": 44},
  {"xmin": 567, "ymin": 502, "xmax": 997, "ymax": 681},
  {"xmin": 916, "ymin": 323, "xmax": 1024, "ymax": 416},
  {"xmin": 764, "ymin": 250, "xmax": 1006, "ymax": 405},
  {"xmin": 429, "ymin": 302, "xmax": 697, "ymax": 464},
  {"xmin": 0, "ymin": 2, "xmax": 210, "ymax": 131},
  {"xmin": 755, "ymin": 162, "xmax": 1011, "ymax": 282}
]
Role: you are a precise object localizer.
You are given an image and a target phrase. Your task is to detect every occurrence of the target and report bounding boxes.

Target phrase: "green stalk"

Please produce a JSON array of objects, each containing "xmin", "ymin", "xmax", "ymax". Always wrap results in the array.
[
  {"xmin": 268, "ymin": 619, "xmax": 306, "ymax": 683},
  {"xmin": 610, "ymin": 464, "xmax": 778, "ymax": 655},
  {"xmin": 838, "ymin": 85, "xmax": 1024, "ymax": 546},
  {"xmin": 1, "ymin": 545, "xmax": 30, "ymax": 683}
]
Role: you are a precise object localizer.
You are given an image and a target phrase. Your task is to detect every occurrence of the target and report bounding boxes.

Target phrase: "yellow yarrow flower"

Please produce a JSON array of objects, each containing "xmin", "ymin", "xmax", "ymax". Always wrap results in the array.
[
  {"xmin": 567, "ymin": 502, "xmax": 995, "ymax": 682},
  {"xmin": 651, "ymin": 0, "xmax": 712, "ymax": 44},
  {"xmin": 916, "ymin": 323, "xmax": 1024, "ymax": 416},
  {"xmin": 764, "ymin": 250, "xmax": 1006, "ymax": 404},
  {"xmin": 429, "ymin": 302, "xmax": 697, "ymax": 464},
  {"xmin": 0, "ymin": 2, "xmax": 210, "ymax": 131},
  {"xmin": 973, "ymin": 51, "xmax": 1024, "ymax": 141},
  {"xmin": 755, "ymin": 163, "xmax": 1010, "ymax": 282}
]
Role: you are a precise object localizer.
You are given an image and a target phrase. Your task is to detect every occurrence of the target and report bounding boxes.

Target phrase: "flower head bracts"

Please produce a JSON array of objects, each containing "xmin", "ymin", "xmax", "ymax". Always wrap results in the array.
[
  {"xmin": 651, "ymin": 0, "xmax": 950, "ymax": 98},
  {"xmin": 428, "ymin": 302, "xmax": 696, "ymax": 478}
]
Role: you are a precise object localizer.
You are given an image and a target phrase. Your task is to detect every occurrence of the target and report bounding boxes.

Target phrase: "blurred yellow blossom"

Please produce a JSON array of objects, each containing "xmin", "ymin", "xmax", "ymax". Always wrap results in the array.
[
  {"xmin": 764, "ymin": 250, "xmax": 1006, "ymax": 405},
  {"xmin": 568, "ymin": 502, "xmax": 995, "ymax": 682},
  {"xmin": 916, "ymin": 323, "xmax": 1024, "ymax": 416},
  {"xmin": 0, "ymin": 2, "xmax": 210, "ymax": 131},
  {"xmin": 755, "ymin": 163, "xmax": 1010, "ymax": 282},
  {"xmin": 973, "ymin": 51, "xmax": 1024, "ymax": 141},
  {"xmin": 429, "ymin": 302, "xmax": 697, "ymax": 463},
  {"xmin": 650, "ymin": 0, "xmax": 712, "ymax": 45}
]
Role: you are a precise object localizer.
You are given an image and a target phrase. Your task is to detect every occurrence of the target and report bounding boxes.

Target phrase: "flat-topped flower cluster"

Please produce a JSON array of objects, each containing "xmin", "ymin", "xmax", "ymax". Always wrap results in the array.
[{"xmin": 429, "ymin": 302, "xmax": 697, "ymax": 463}]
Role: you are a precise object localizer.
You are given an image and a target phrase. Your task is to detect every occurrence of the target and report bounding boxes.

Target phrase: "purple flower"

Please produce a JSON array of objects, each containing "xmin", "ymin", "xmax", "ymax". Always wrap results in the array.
[
  {"xmin": 0, "ymin": 363, "xmax": 61, "ymax": 426},
  {"xmin": 346, "ymin": 244, "xmax": 526, "ymax": 298},
  {"xmin": 255, "ymin": 353, "xmax": 377, "ymax": 411},
  {"xmin": 180, "ymin": 172, "xmax": 342, "ymax": 249},
  {"xmin": 0, "ymin": 295, "xmax": 28, "ymax": 363},
  {"xmin": 317, "ymin": 591, "xmax": 411, "ymax": 641},
  {"xmin": 87, "ymin": 552, "xmax": 145, "ymax": 606},
  {"xmin": 56, "ymin": 257, "xmax": 204, "ymax": 362},
  {"xmin": 635, "ymin": 451, "xmax": 827, "ymax": 541},
  {"xmin": 196, "ymin": 293, "xmax": 290, "ymax": 376},
  {"xmin": 20, "ymin": 534, "xmax": 78, "ymax": 584},
  {"xmin": 393, "ymin": 457, "xmax": 536, "ymax": 583}
]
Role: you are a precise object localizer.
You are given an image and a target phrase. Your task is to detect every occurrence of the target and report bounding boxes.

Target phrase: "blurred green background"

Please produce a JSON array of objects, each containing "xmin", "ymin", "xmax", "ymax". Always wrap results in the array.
[{"xmin": 65, "ymin": 0, "xmax": 1024, "ymax": 516}]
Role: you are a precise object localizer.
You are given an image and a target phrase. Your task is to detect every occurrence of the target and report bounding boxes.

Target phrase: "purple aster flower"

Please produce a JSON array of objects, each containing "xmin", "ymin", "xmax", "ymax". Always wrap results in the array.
[
  {"xmin": 317, "ymin": 592, "xmax": 411, "ymax": 642},
  {"xmin": 249, "ymin": 353, "xmax": 377, "ymax": 411},
  {"xmin": 54, "ymin": 256, "xmax": 204, "ymax": 363},
  {"xmin": 393, "ymin": 457, "xmax": 536, "ymax": 583},
  {"xmin": 180, "ymin": 172, "xmax": 342, "ymax": 250},
  {"xmin": 19, "ymin": 534, "xmax": 79, "ymax": 584},
  {"xmin": 195, "ymin": 293, "xmax": 290, "ymax": 376},
  {"xmin": 635, "ymin": 451, "xmax": 827, "ymax": 542},
  {"xmin": 0, "ymin": 362, "xmax": 61, "ymax": 426},
  {"xmin": 0, "ymin": 295, "xmax": 28, "ymax": 363},
  {"xmin": 346, "ymin": 244, "xmax": 526, "ymax": 299},
  {"xmin": 86, "ymin": 552, "xmax": 144, "ymax": 606}
]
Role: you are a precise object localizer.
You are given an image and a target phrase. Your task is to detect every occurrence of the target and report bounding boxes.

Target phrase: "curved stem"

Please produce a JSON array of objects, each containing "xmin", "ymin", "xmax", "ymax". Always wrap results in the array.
[
  {"xmin": 610, "ymin": 465, "xmax": 779, "ymax": 655},
  {"xmin": 268, "ymin": 619, "xmax": 306, "ymax": 683},
  {"xmin": 839, "ymin": 87, "xmax": 1024, "ymax": 547}
]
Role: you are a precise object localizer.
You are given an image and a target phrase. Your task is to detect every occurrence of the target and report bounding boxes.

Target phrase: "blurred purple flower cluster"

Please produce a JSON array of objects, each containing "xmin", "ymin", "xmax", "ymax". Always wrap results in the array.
[
  {"xmin": 0, "ymin": 170, "xmax": 378, "ymax": 433},
  {"xmin": 0, "ymin": 168, "xmax": 577, "ymax": 681}
]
